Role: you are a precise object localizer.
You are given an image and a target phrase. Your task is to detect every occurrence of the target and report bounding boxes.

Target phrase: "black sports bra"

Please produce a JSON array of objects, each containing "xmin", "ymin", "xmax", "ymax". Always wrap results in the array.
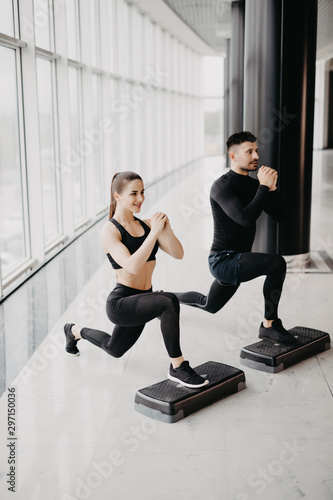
[{"xmin": 106, "ymin": 217, "xmax": 159, "ymax": 270}]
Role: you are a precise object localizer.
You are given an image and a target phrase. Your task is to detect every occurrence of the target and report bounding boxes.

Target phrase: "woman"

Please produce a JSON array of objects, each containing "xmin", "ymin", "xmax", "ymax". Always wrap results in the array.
[{"xmin": 64, "ymin": 171, "xmax": 209, "ymax": 389}]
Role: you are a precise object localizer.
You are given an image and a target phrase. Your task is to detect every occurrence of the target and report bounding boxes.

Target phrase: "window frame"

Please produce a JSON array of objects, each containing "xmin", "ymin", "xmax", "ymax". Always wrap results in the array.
[{"xmin": 0, "ymin": 43, "xmax": 35, "ymax": 289}]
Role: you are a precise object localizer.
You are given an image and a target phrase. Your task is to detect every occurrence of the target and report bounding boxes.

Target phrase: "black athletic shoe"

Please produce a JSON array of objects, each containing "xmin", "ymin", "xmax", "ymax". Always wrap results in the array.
[
  {"xmin": 168, "ymin": 361, "xmax": 209, "ymax": 388},
  {"xmin": 64, "ymin": 323, "xmax": 80, "ymax": 356},
  {"xmin": 259, "ymin": 319, "xmax": 299, "ymax": 345}
]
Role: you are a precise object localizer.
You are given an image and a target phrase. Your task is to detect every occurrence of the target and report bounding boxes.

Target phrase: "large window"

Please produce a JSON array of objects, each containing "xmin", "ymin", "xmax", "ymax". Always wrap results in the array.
[
  {"xmin": 0, "ymin": 47, "xmax": 27, "ymax": 276},
  {"xmin": 0, "ymin": 0, "xmax": 204, "ymax": 298}
]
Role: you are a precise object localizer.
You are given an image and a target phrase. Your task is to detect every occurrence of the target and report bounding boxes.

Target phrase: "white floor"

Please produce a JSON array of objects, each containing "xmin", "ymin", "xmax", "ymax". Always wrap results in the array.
[{"xmin": 1, "ymin": 156, "xmax": 333, "ymax": 500}]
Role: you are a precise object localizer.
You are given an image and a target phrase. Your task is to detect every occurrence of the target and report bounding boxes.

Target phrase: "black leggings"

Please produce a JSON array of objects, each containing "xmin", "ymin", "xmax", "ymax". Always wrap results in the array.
[
  {"xmin": 81, "ymin": 283, "xmax": 182, "ymax": 359},
  {"xmin": 175, "ymin": 252, "xmax": 286, "ymax": 320}
]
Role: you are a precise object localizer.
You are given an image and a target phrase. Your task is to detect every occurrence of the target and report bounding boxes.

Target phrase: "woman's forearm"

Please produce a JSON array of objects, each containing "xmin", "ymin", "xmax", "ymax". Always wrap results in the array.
[
  {"xmin": 161, "ymin": 229, "xmax": 184, "ymax": 259},
  {"xmin": 125, "ymin": 232, "xmax": 158, "ymax": 274}
]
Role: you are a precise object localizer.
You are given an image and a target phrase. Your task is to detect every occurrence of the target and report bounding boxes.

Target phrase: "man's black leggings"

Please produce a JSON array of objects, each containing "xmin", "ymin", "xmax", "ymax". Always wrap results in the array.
[
  {"xmin": 175, "ymin": 252, "xmax": 286, "ymax": 320},
  {"xmin": 81, "ymin": 283, "xmax": 182, "ymax": 359}
]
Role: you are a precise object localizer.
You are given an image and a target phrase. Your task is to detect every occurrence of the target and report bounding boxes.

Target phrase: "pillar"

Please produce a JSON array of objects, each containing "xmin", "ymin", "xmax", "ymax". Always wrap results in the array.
[{"xmin": 243, "ymin": 0, "xmax": 318, "ymax": 258}]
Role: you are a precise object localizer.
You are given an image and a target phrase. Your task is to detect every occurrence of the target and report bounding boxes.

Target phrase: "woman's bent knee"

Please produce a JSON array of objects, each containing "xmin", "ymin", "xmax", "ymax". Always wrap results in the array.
[{"xmin": 158, "ymin": 291, "xmax": 180, "ymax": 313}]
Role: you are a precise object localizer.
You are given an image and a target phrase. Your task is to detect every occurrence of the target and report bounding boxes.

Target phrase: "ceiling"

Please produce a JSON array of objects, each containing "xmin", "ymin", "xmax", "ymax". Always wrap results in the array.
[
  {"xmin": 162, "ymin": 0, "xmax": 333, "ymax": 60},
  {"xmin": 162, "ymin": 0, "xmax": 232, "ymax": 52},
  {"xmin": 317, "ymin": 0, "xmax": 333, "ymax": 59}
]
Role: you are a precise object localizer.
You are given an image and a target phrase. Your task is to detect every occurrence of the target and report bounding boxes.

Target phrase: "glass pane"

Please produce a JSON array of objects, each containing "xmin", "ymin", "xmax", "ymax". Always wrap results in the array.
[
  {"xmin": 0, "ymin": 0, "xmax": 14, "ymax": 37},
  {"xmin": 146, "ymin": 89, "xmax": 154, "ymax": 181},
  {"xmin": 172, "ymin": 38, "xmax": 179, "ymax": 91},
  {"xmin": 68, "ymin": 66, "xmax": 85, "ymax": 223},
  {"xmin": 66, "ymin": 0, "xmax": 78, "ymax": 60},
  {"xmin": 116, "ymin": 0, "xmax": 125, "ymax": 75},
  {"xmin": 123, "ymin": 3, "xmax": 130, "ymax": 77},
  {"xmin": 126, "ymin": 83, "xmax": 134, "ymax": 168},
  {"xmin": 36, "ymin": 57, "xmax": 60, "ymax": 245},
  {"xmin": 144, "ymin": 18, "xmax": 153, "ymax": 76},
  {"xmin": 92, "ymin": 74, "xmax": 103, "ymax": 210},
  {"xmin": 163, "ymin": 32, "xmax": 172, "ymax": 90},
  {"xmin": 0, "ymin": 47, "xmax": 26, "ymax": 274},
  {"xmin": 34, "ymin": 0, "xmax": 52, "ymax": 51},
  {"xmin": 108, "ymin": 0, "xmax": 117, "ymax": 73},
  {"xmin": 90, "ymin": 0, "xmax": 99, "ymax": 67},
  {"xmin": 110, "ymin": 78, "xmax": 118, "ymax": 171},
  {"xmin": 204, "ymin": 98, "xmax": 223, "ymax": 155},
  {"xmin": 155, "ymin": 25, "xmax": 162, "ymax": 78},
  {"xmin": 203, "ymin": 57, "xmax": 224, "ymax": 96},
  {"xmin": 173, "ymin": 94, "xmax": 179, "ymax": 166},
  {"xmin": 164, "ymin": 91, "xmax": 171, "ymax": 172}
]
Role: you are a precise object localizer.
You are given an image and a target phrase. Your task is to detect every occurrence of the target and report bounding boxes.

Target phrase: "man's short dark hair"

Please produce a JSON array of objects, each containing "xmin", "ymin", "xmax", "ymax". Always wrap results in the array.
[{"xmin": 226, "ymin": 131, "xmax": 257, "ymax": 151}]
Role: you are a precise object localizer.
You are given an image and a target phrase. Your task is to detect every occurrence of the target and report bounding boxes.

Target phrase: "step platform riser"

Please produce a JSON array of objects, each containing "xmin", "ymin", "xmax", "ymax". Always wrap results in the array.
[
  {"xmin": 135, "ymin": 361, "xmax": 246, "ymax": 423},
  {"xmin": 240, "ymin": 326, "xmax": 331, "ymax": 373}
]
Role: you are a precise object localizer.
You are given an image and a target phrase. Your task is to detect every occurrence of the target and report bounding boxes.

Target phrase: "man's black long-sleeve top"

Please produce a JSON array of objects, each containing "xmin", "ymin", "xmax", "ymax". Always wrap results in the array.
[{"xmin": 210, "ymin": 169, "xmax": 286, "ymax": 253}]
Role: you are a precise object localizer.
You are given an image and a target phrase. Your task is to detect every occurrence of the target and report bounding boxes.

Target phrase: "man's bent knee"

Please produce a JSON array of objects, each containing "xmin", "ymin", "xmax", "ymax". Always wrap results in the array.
[{"xmin": 270, "ymin": 254, "xmax": 286, "ymax": 275}]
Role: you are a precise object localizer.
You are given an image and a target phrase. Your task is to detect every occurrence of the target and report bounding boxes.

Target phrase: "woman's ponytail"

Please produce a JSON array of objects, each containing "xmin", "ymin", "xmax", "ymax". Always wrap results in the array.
[
  {"xmin": 108, "ymin": 171, "xmax": 142, "ymax": 220},
  {"xmin": 109, "ymin": 172, "xmax": 119, "ymax": 219}
]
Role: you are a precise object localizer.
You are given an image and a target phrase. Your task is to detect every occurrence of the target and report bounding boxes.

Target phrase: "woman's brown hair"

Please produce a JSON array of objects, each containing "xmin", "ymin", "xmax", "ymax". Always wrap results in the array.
[{"xmin": 109, "ymin": 171, "xmax": 143, "ymax": 219}]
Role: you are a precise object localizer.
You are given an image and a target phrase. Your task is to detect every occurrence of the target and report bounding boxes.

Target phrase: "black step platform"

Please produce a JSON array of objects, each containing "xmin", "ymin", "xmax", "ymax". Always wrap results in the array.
[
  {"xmin": 134, "ymin": 361, "xmax": 246, "ymax": 423},
  {"xmin": 240, "ymin": 326, "xmax": 331, "ymax": 373}
]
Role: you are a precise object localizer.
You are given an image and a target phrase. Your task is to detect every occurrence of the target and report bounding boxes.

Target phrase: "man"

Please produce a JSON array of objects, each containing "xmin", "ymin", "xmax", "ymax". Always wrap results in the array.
[{"xmin": 176, "ymin": 131, "xmax": 297, "ymax": 344}]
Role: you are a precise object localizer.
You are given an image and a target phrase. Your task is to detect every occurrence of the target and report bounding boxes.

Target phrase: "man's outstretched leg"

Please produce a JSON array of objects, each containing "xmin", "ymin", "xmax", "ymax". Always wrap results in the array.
[{"xmin": 175, "ymin": 279, "xmax": 239, "ymax": 314}]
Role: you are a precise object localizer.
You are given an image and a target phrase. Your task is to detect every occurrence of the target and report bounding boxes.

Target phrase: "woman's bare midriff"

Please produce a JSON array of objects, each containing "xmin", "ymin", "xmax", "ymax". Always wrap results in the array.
[{"xmin": 113, "ymin": 260, "xmax": 156, "ymax": 290}]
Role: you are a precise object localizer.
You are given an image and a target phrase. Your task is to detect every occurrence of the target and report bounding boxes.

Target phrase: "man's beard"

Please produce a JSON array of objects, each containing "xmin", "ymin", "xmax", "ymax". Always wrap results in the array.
[{"xmin": 240, "ymin": 162, "xmax": 258, "ymax": 173}]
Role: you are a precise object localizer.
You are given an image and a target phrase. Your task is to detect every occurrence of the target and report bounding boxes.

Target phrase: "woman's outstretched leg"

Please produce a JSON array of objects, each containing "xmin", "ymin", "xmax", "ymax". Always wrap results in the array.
[{"xmin": 64, "ymin": 322, "xmax": 145, "ymax": 358}]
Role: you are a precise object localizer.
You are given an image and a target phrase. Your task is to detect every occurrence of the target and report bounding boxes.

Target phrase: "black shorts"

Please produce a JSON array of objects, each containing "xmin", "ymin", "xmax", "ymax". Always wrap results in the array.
[{"xmin": 208, "ymin": 250, "xmax": 242, "ymax": 286}]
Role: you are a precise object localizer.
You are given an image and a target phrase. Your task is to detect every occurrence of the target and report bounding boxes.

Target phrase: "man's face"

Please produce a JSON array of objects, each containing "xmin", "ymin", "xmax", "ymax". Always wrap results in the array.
[{"xmin": 230, "ymin": 141, "xmax": 259, "ymax": 173}]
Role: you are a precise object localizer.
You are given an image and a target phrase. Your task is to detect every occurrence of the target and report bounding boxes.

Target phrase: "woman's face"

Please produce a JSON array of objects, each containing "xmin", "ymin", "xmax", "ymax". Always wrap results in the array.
[{"xmin": 116, "ymin": 179, "xmax": 145, "ymax": 213}]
